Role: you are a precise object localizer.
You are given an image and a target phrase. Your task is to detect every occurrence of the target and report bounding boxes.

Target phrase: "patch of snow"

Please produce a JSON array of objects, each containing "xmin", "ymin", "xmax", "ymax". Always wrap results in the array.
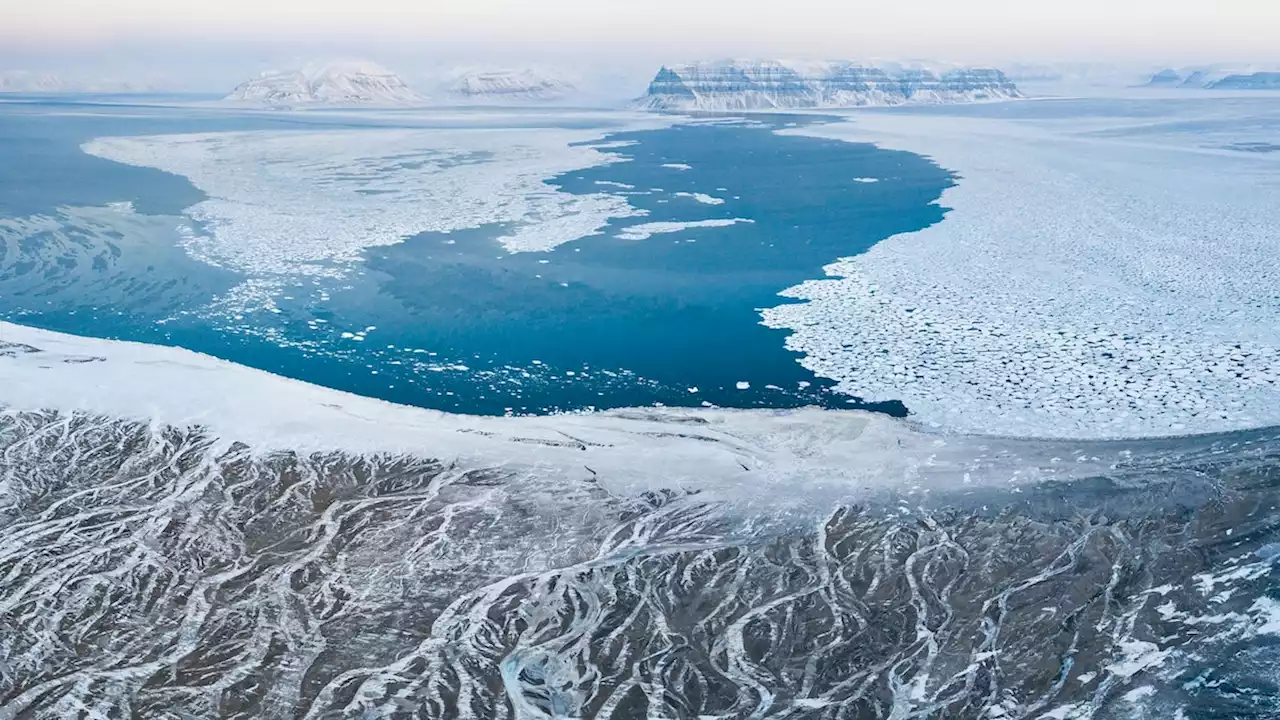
[
  {"xmin": 1105, "ymin": 640, "xmax": 1171, "ymax": 679},
  {"xmin": 1250, "ymin": 597, "xmax": 1280, "ymax": 636}
]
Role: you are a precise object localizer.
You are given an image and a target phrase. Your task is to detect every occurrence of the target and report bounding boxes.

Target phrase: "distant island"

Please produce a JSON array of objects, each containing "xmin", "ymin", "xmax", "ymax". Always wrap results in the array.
[
  {"xmin": 1144, "ymin": 64, "xmax": 1280, "ymax": 89},
  {"xmin": 443, "ymin": 68, "xmax": 574, "ymax": 103},
  {"xmin": 636, "ymin": 60, "xmax": 1022, "ymax": 111},
  {"xmin": 0, "ymin": 70, "xmax": 154, "ymax": 94},
  {"xmin": 224, "ymin": 60, "xmax": 425, "ymax": 107}
]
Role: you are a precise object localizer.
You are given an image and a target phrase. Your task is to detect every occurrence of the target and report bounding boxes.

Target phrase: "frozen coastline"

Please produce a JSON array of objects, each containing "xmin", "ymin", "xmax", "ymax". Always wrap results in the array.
[
  {"xmin": 765, "ymin": 97, "xmax": 1280, "ymax": 438},
  {"xmin": 3, "ymin": 320, "xmax": 1279, "ymax": 719}
]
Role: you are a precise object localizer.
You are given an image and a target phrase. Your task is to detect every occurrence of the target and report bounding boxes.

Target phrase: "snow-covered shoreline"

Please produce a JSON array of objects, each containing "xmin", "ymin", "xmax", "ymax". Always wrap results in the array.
[{"xmin": 0, "ymin": 320, "xmax": 1152, "ymax": 511}]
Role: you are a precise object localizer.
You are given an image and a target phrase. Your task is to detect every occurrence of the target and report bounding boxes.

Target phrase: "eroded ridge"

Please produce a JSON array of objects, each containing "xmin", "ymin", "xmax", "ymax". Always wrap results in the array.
[{"xmin": 2, "ymin": 409, "xmax": 1279, "ymax": 719}]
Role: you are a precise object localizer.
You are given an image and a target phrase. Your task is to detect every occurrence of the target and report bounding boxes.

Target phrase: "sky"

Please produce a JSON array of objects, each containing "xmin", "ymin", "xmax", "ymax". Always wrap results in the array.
[{"xmin": 2, "ymin": 0, "xmax": 1278, "ymax": 88}]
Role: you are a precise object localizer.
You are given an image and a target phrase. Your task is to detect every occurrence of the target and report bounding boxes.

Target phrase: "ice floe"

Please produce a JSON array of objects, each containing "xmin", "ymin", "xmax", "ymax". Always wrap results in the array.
[
  {"xmin": 616, "ymin": 218, "xmax": 753, "ymax": 241},
  {"xmin": 593, "ymin": 180, "xmax": 636, "ymax": 189},
  {"xmin": 674, "ymin": 191, "xmax": 726, "ymax": 205},
  {"xmin": 82, "ymin": 118, "xmax": 673, "ymax": 309},
  {"xmin": 764, "ymin": 100, "xmax": 1280, "ymax": 438}
]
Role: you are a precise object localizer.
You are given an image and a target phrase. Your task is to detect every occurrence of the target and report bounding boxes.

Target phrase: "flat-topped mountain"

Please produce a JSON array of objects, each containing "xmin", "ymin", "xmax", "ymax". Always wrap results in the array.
[
  {"xmin": 1207, "ymin": 72, "xmax": 1280, "ymax": 90},
  {"xmin": 637, "ymin": 60, "xmax": 1021, "ymax": 111},
  {"xmin": 445, "ymin": 68, "xmax": 573, "ymax": 103},
  {"xmin": 225, "ymin": 60, "xmax": 424, "ymax": 107}
]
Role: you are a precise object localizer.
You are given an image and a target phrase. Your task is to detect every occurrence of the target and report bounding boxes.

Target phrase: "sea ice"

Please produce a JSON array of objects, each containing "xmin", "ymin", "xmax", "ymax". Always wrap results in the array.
[
  {"xmin": 82, "ymin": 118, "xmax": 672, "ymax": 310},
  {"xmin": 764, "ymin": 100, "xmax": 1280, "ymax": 438},
  {"xmin": 0, "ymin": 203, "xmax": 211, "ymax": 311},
  {"xmin": 674, "ymin": 191, "xmax": 726, "ymax": 205},
  {"xmin": 616, "ymin": 219, "xmax": 754, "ymax": 241}
]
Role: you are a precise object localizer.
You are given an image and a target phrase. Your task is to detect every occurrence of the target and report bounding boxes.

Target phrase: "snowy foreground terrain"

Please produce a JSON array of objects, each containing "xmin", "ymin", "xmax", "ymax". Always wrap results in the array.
[
  {"xmin": 3, "ymin": 322, "xmax": 1280, "ymax": 719},
  {"xmin": 765, "ymin": 97, "xmax": 1280, "ymax": 438}
]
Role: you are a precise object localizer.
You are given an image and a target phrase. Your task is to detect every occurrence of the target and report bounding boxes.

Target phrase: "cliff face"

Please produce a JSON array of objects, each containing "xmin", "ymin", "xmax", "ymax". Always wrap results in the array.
[
  {"xmin": 1145, "ymin": 68, "xmax": 1183, "ymax": 86},
  {"xmin": 1208, "ymin": 72, "xmax": 1280, "ymax": 90},
  {"xmin": 1145, "ymin": 64, "xmax": 1280, "ymax": 89},
  {"xmin": 638, "ymin": 61, "xmax": 1021, "ymax": 111},
  {"xmin": 225, "ymin": 61, "xmax": 424, "ymax": 107}
]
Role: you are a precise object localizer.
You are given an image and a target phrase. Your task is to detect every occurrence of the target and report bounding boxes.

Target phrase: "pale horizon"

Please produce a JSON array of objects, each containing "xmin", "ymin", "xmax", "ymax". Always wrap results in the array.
[{"xmin": 2, "ymin": 0, "xmax": 1279, "ymax": 91}]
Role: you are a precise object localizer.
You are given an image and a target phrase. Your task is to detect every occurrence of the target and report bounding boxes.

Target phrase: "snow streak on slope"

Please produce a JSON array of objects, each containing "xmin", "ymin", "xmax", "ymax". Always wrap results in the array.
[
  {"xmin": 82, "ymin": 120, "xmax": 671, "ymax": 310},
  {"xmin": 763, "ymin": 101, "xmax": 1280, "ymax": 439},
  {"xmin": 2, "ymin": 323, "xmax": 1279, "ymax": 719}
]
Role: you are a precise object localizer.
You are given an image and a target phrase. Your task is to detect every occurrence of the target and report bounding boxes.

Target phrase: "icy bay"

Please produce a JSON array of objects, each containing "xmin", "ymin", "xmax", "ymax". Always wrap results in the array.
[{"xmin": 0, "ymin": 103, "xmax": 952, "ymax": 416}]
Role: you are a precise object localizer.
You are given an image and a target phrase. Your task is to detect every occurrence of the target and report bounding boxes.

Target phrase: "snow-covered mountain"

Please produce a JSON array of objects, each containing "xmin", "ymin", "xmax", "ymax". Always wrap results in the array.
[
  {"xmin": 637, "ymin": 60, "xmax": 1021, "ymax": 111},
  {"xmin": 0, "ymin": 71, "xmax": 154, "ymax": 94},
  {"xmin": 1144, "ymin": 63, "xmax": 1280, "ymax": 89},
  {"xmin": 444, "ymin": 68, "xmax": 574, "ymax": 103},
  {"xmin": 0, "ymin": 71, "xmax": 65, "ymax": 93},
  {"xmin": 1208, "ymin": 72, "xmax": 1280, "ymax": 90},
  {"xmin": 225, "ymin": 60, "xmax": 425, "ymax": 107},
  {"xmin": 1145, "ymin": 68, "xmax": 1183, "ymax": 87},
  {"xmin": 1000, "ymin": 62, "xmax": 1155, "ymax": 89}
]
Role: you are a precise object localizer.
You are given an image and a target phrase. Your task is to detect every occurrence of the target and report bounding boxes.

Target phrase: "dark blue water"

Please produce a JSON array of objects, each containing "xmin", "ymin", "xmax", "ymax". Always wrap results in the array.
[{"xmin": 0, "ymin": 102, "xmax": 954, "ymax": 416}]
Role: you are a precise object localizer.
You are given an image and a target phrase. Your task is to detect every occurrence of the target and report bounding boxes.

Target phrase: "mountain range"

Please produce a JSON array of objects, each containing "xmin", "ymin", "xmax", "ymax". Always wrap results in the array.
[
  {"xmin": 442, "ymin": 68, "xmax": 575, "ymax": 103},
  {"xmin": 0, "ymin": 71, "xmax": 155, "ymax": 94},
  {"xmin": 636, "ymin": 60, "xmax": 1022, "ymax": 111},
  {"xmin": 224, "ymin": 60, "xmax": 425, "ymax": 106},
  {"xmin": 1144, "ymin": 64, "xmax": 1280, "ymax": 89}
]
